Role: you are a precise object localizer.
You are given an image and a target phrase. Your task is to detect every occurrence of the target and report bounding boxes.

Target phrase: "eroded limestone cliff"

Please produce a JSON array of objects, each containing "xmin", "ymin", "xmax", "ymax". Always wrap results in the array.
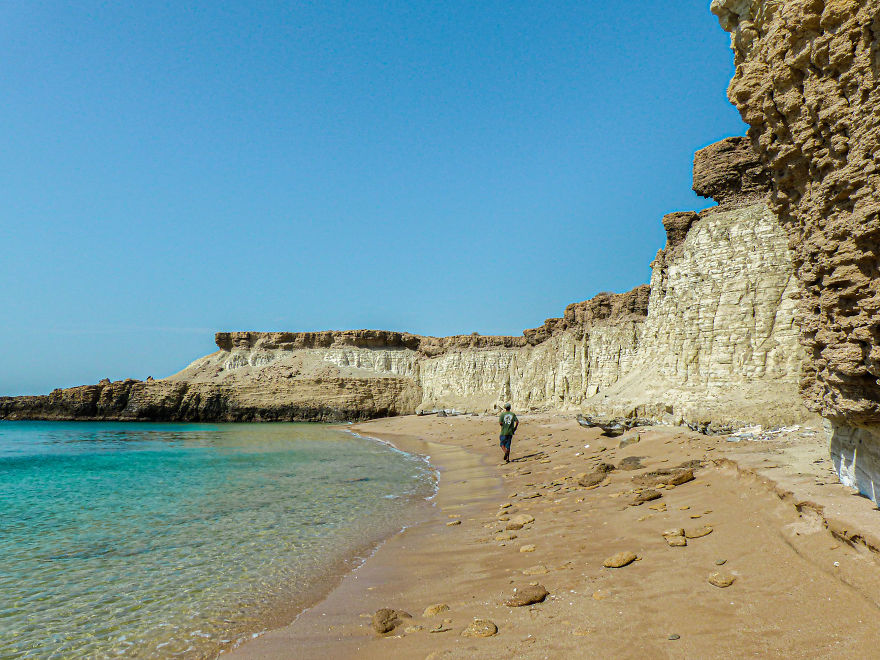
[
  {"xmin": 0, "ymin": 137, "xmax": 808, "ymax": 430},
  {"xmin": 711, "ymin": 0, "xmax": 880, "ymax": 499},
  {"xmin": 584, "ymin": 138, "xmax": 805, "ymax": 428}
]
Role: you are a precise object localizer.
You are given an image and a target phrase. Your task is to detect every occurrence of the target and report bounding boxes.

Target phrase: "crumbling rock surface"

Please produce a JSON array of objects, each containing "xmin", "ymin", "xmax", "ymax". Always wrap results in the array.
[
  {"xmin": 522, "ymin": 286, "xmax": 650, "ymax": 345},
  {"xmin": 713, "ymin": 0, "xmax": 880, "ymax": 424},
  {"xmin": 693, "ymin": 136, "xmax": 772, "ymax": 207},
  {"xmin": 712, "ymin": 0, "xmax": 880, "ymax": 502}
]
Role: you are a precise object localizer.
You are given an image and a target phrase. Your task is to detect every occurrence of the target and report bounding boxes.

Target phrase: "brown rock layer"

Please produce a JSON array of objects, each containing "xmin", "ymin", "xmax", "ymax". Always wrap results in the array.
[
  {"xmin": 0, "ymin": 377, "xmax": 419, "ymax": 422},
  {"xmin": 522, "ymin": 286, "xmax": 650, "ymax": 345},
  {"xmin": 692, "ymin": 135, "xmax": 771, "ymax": 208}
]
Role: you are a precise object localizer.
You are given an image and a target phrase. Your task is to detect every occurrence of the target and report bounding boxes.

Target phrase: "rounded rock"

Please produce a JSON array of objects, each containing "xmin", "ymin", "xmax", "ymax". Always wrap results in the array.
[
  {"xmin": 603, "ymin": 551, "xmax": 638, "ymax": 568},
  {"xmin": 461, "ymin": 619, "xmax": 498, "ymax": 638}
]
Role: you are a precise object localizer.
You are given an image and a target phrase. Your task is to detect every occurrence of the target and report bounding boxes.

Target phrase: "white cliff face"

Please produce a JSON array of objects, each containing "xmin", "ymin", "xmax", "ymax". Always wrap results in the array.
[
  {"xmin": 318, "ymin": 347, "xmax": 420, "ymax": 379},
  {"xmin": 177, "ymin": 202, "xmax": 803, "ymax": 426},
  {"xmin": 587, "ymin": 202, "xmax": 806, "ymax": 427},
  {"xmin": 169, "ymin": 142, "xmax": 806, "ymax": 430},
  {"xmin": 416, "ymin": 322, "xmax": 642, "ymax": 411},
  {"xmin": 640, "ymin": 203, "xmax": 801, "ymax": 387}
]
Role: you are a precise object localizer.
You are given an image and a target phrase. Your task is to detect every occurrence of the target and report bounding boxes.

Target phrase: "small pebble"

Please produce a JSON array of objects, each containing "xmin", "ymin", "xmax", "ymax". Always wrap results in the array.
[{"xmin": 668, "ymin": 634, "xmax": 680, "ymax": 640}]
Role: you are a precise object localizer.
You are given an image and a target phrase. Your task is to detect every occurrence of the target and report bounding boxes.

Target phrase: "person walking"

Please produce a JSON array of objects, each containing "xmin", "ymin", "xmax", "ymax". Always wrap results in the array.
[{"xmin": 498, "ymin": 403, "xmax": 519, "ymax": 463}]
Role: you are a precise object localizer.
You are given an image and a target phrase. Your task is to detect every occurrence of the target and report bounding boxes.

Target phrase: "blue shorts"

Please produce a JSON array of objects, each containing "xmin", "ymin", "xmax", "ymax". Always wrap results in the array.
[{"xmin": 499, "ymin": 435, "xmax": 513, "ymax": 450}]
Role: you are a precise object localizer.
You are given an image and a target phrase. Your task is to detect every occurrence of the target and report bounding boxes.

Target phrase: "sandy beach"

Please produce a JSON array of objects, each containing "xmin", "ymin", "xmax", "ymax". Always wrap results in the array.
[{"xmin": 229, "ymin": 413, "xmax": 880, "ymax": 659}]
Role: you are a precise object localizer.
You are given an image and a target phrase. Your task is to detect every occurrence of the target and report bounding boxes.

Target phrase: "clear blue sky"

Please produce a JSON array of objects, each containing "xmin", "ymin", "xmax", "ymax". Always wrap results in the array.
[{"xmin": 1, "ymin": 1, "xmax": 744, "ymax": 395}]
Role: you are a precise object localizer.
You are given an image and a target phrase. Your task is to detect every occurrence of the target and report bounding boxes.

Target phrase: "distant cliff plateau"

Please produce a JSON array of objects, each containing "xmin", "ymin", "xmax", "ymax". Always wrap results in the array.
[{"xmin": 0, "ymin": 136, "xmax": 809, "ymax": 429}]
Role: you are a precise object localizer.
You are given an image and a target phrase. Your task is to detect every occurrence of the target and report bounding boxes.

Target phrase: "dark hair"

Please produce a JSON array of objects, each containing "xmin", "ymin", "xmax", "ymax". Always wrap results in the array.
[{"xmin": 504, "ymin": 403, "xmax": 511, "ymax": 410}]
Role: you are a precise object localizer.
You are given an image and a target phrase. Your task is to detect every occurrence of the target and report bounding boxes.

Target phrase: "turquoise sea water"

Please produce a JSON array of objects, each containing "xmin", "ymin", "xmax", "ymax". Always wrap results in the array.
[{"xmin": 0, "ymin": 422, "xmax": 434, "ymax": 658}]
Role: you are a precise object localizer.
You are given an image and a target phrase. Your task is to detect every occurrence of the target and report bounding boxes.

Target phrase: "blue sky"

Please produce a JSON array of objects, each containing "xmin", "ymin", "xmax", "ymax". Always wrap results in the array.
[{"xmin": 0, "ymin": 1, "xmax": 745, "ymax": 395}]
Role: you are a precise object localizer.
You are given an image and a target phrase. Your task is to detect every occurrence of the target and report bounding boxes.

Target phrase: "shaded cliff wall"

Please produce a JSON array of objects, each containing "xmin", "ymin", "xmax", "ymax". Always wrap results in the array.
[{"xmin": 711, "ymin": 0, "xmax": 880, "ymax": 500}]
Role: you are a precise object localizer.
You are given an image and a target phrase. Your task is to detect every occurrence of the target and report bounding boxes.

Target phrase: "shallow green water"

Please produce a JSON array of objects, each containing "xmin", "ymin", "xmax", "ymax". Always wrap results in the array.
[{"xmin": 0, "ymin": 421, "xmax": 434, "ymax": 658}]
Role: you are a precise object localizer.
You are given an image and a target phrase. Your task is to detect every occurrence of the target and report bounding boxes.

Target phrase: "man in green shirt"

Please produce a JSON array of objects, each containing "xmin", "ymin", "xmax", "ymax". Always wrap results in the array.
[{"xmin": 498, "ymin": 403, "xmax": 519, "ymax": 463}]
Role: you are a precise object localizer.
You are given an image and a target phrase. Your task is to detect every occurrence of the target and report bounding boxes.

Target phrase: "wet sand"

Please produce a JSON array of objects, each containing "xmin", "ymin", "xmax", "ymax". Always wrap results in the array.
[{"xmin": 229, "ymin": 414, "xmax": 880, "ymax": 659}]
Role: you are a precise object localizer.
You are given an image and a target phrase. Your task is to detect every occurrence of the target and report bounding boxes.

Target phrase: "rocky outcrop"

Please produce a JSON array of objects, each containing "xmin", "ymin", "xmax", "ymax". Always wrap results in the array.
[
  {"xmin": 711, "ymin": 0, "xmax": 880, "ymax": 500},
  {"xmin": 692, "ymin": 136, "xmax": 771, "ymax": 208},
  {"xmin": 0, "ymin": 377, "xmax": 420, "ymax": 422}
]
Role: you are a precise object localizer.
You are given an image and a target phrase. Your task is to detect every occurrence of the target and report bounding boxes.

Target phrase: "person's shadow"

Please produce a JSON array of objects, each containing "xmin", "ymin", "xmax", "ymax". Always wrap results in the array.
[{"xmin": 509, "ymin": 452, "xmax": 543, "ymax": 462}]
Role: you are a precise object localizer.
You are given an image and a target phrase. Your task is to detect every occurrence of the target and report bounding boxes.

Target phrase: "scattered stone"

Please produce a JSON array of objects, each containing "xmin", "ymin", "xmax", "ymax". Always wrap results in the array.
[
  {"xmin": 631, "ymin": 489, "xmax": 662, "ymax": 506},
  {"xmin": 715, "ymin": 559, "xmax": 727, "ymax": 566},
  {"xmin": 404, "ymin": 625, "xmax": 424, "ymax": 633},
  {"xmin": 506, "ymin": 522, "xmax": 525, "ymax": 531},
  {"xmin": 520, "ymin": 544, "xmax": 536, "ymax": 553},
  {"xmin": 447, "ymin": 520, "xmax": 462, "ymax": 526},
  {"xmin": 708, "ymin": 572, "xmax": 736, "ymax": 588},
  {"xmin": 676, "ymin": 460, "xmax": 703, "ymax": 470},
  {"xmin": 495, "ymin": 532, "xmax": 517, "ymax": 541},
  {"xmin": 669, "ymin": 634, "xmax": 681, "ymax": 640},
  {"xmin": 429, "ymin": 624, "xmax": 452, "ymax": 633},
  {"xmin": 578, "ymin": 473, "xmax": 608, "ymax": 489},
  {"xmin": 667, "ymin": 469, "xmax": 695, "ymax": 486},
  {"xmin": 663, "ymin": 527, "xmax": 685, "ymax": 537},
  {"xmin": 603, "ymin": 551, "xmax": 638, "ymax": 568},
  {"xmin": 648, "ymin": 502, "xmax": 667, "ymax": 511},
  {"xmin": 521, "ymin": 492, "xmax": 541, "ymax": 499},
  {"xmin": 461, "ymin": 619, "xmax": 498, "ymax": 638},
  {"xmin": 633, "ymin": 467, "xmax": 694, "ymax": 488},
  {"xmin": 685, "ymin": 525, "xmax": 713, "ymax": 539},
  {"xmin": 509, "ymin": 513, "xmax": 535, "ymax": 526},
  {"xmin": 522, "ymin": 564, "xmax": 549, "ymax": 575},
  {"xmin": 617, "ymin": 456, "xmax": 645, "ymax": 471},
  {"xmin": 505, "ymin": 584, "xmax": 549, "ymax": 607},
  {"xmin": 499, "ymin": 502, "xmax": 512, "ymax": 509},
  {"xmin": 618, "ymin": 432, "xmax": 641, "ymax": 449},
  {"xmin": 689, "ymin": 514, "xmax": 702, "ymax": 519},
  {"xmin": 372, "ymin": 608, "xmax": 412, "ymax": 634},
  {"xmin": 423, "ymin": 604, "xmax": 450, "ymax": 617},
  {"xmin": 666, "ymin": 535, "xmax": 687, "ymax": 547}
]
